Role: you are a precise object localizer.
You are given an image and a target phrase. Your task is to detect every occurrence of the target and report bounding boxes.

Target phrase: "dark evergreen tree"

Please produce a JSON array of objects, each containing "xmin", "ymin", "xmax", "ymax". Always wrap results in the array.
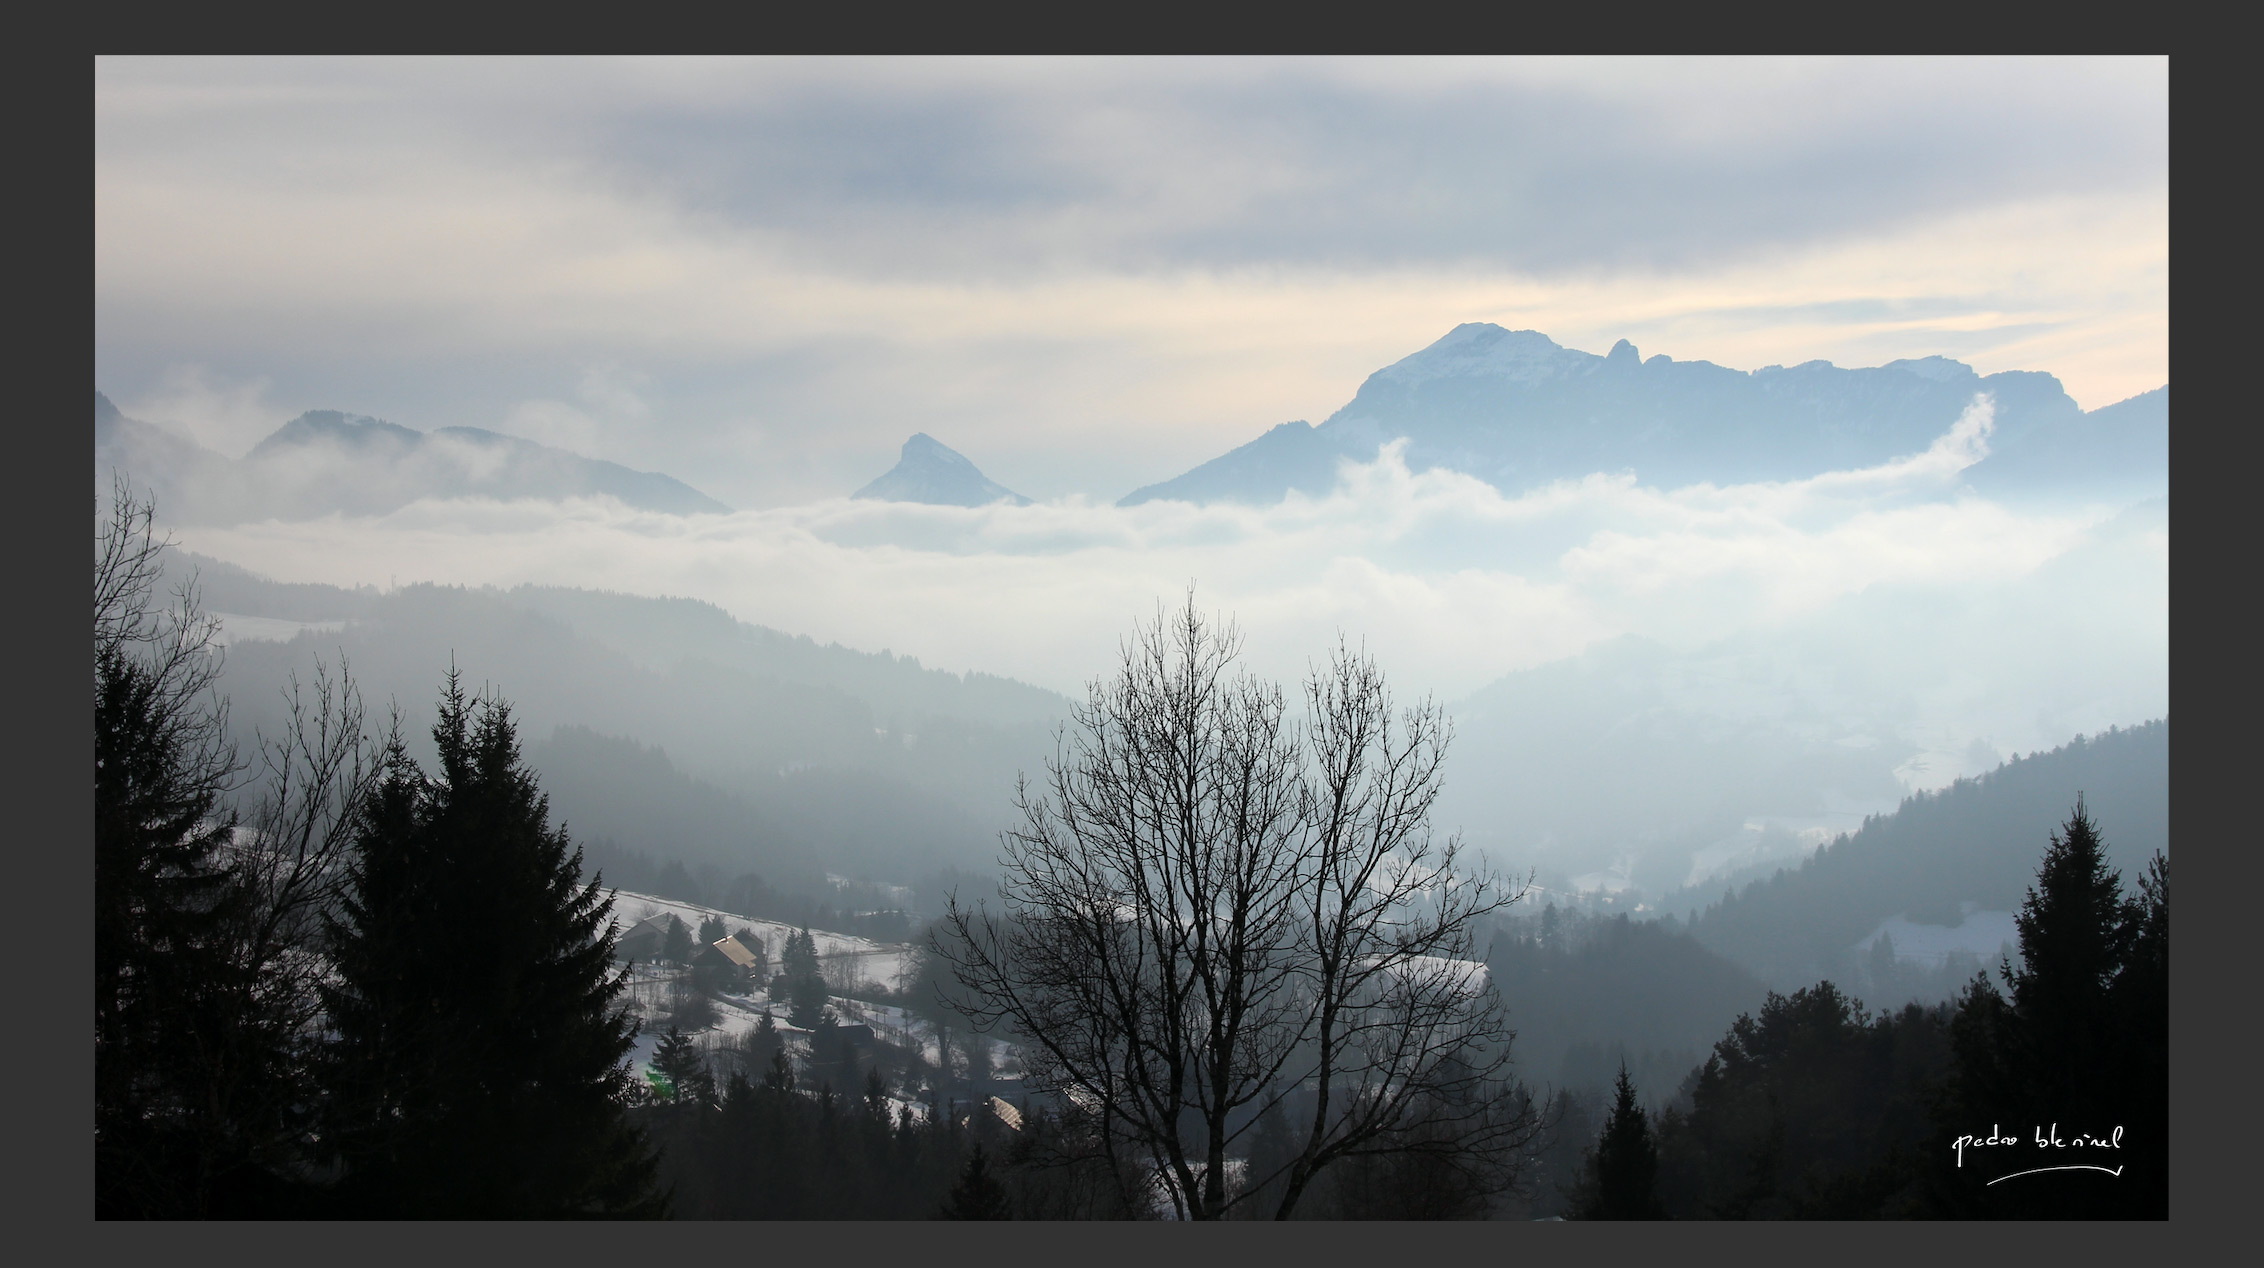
[
  {"xmin": 1652, "ymin": 982, "xmax": 1953, "ymax": 1218},
  {"xmin": 743, "ymin": 1009, "xmax": 783, "ymax": 1072},
  {"xmin": 783, "ymin": 926, "xmax": 819, "ymax": 979},
  {"xmin": 764, "ymin": 1046, "xmax": 798, "ymax": 1095},
  {"xmin": 1934, "ymin": 802, "xmax": 2164, "ymax": 1218},
  {"xmin": 662, "ymin": 914, "xmax": 694, "ymax": 966},
  {"xmin": 94, "ymin": 489, "xmax": 268, "ymax": 1216},
  {"xmin": 319, "ymin": 673, "xmax": 663, "ymax": 1217},
  {"xmin": 652, "ymin": 1025, "xmax": 714, "ymax": 1110},
  {"xmin": 687, "ymin": 913, "xmax": 740, "ymax": 998},
  {"xmin": 863, "ymin": 1070, "xmax": 896, "ymax": 1131},
  {"xmin": 789, "ymin": 974, "xmax": 831, "ymax": 1030},
  {"xmin": 2007, "ymin": 801, "xmax": 2127, "ymax": 1087},
  {"xmin": 938, "ymin": 1144, "xmax": 1013, "ymax": 1219},
  {"xmin": 783, "ymin": 926, "xmax": 831, "ymax": 1028},
  {"xmin": 1575, "ymin": 1064, "xmax": 1665, "ymax": 1219}
]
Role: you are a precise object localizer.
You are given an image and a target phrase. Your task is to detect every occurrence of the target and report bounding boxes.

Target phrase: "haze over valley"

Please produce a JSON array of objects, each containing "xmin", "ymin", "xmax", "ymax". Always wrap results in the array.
[
  {"xmin": 96, "ymin": 56, "xmax": 2167, "ymax": 1220},
  {"xmin": 100, "ymin": 308, "xmax": 2168, "ymax": 929}
]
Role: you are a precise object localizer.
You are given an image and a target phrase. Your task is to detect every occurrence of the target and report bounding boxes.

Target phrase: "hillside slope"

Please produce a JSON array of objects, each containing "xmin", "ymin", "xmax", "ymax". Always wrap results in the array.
[
  {"xmin": 167, "ymin": 552, "xmax": 1067, "ymax": 890},
  {"xmin": 1684, "ymin": 720, "xmax": 2168, "ymax": 988}
]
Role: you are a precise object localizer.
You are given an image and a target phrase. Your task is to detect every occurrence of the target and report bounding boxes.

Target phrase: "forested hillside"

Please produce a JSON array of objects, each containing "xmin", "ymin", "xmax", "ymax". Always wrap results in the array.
[
  {"xmin": 1488, "ymin": 906, "xmax": 1768, "ymax": 1106},
  {"xmin": 1686, "ymin": 721, "xmax": 2167, "ymax": 988}
]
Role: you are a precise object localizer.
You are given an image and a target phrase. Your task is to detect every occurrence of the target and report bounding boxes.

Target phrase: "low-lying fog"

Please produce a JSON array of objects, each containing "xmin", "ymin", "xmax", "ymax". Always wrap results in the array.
[{"xmin": 165, "ymin": 400, "xmax": 2166, "ymax": 893}]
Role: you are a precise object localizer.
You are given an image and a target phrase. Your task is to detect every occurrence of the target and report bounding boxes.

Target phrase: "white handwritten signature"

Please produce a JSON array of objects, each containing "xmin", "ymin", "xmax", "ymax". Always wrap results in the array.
[{"xmin": 1952, "ymin": 1123, "xmax": 2125, "ymax": 1176}]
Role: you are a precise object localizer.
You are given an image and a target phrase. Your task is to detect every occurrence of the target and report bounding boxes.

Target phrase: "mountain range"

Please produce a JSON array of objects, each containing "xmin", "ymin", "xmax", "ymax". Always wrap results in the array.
[
  {"xmin": 1120, "ymin": 324, "xmax": 2168, "ymax": 506},
  {"xmin": 95, "ymin": 392, "xmax": 730, "ymax": 521},
  {"xmin": 99, "ymin": 324, "xmax": 2169, "ymax": 518}
]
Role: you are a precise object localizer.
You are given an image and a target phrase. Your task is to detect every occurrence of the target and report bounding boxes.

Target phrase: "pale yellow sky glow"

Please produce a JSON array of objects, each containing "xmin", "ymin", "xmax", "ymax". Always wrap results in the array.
[
  {"xmin": 98, "ymin": 56, "xmax": 2167, "ymax": 506},
  {"xmin": 95, "ymin": 57, "xmax": 2169, "ymax": 829}
]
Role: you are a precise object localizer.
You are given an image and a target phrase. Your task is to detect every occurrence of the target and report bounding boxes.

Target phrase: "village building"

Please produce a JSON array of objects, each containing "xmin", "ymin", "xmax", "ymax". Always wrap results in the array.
[
  {"xmin": 958, "ymin": 1095, "xmax": 1024, "ymax": 1135},
  {"xmin": 614, "ymin": 914, "xmax": 674, "ymax": 963},
  {"xmin": 694, "ymin": 934, "xmax": 765, "ymax": 980}
]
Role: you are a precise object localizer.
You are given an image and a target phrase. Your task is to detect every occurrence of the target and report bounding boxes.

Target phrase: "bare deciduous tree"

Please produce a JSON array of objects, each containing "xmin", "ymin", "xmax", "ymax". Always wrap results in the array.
[
  {"xmin": 937, "ymin": 591, "xmax": 1536, "ymax": 1220},
  {"xmin": 235, "ymin": 661, "xmax": 385, "ymax": 1046}
]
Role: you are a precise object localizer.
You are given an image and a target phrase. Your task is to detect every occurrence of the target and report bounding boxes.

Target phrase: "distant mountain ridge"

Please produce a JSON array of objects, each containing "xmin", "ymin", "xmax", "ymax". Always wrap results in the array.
[
  {"xmin": 162, "ymin": 550, "xmax": 1074, "ymax": 892},
  {"xmin": 1121, "ymin": 324, "xmax": 2168, "ymax": 505},
  {"xmin": 853, "ymin": 433, "xmax": 1030, "ymax": 506},
  {"xmin": 95, "ymin": 392, "xmax": 730, "ymax": 521}
]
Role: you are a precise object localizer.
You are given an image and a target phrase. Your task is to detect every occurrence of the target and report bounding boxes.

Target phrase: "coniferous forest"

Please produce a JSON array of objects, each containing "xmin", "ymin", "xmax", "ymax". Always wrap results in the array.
[
  {"xmin": 88, "ymin": 54, "xmax": 2173, "ymax": 1222},
  {"xmin": 92, "ymin": 56, "xmax": 2172, "ymax": 1225},
  {"xmin": 94, "ymin": 486, "xmax": 2168, "ymax": 1220}
]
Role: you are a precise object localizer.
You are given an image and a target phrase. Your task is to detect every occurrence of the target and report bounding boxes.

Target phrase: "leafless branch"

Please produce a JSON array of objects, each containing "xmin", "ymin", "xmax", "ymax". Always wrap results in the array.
[{"xmin": 935, "ymin": 589, "xmax": 1538, "ymax": 1220}]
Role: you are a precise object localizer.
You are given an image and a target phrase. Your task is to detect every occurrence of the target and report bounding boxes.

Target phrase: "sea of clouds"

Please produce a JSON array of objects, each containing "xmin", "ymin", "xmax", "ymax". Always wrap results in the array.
[{"xmin": 168, "ymin": 398, "xmax": 2165, "ymax": 810}]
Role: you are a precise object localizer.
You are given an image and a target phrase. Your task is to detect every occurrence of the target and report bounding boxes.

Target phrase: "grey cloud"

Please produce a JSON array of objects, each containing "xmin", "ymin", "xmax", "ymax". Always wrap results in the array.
[
  {"xmin": 571, "ymin": 59, "xmax": 2162, "ymax": 277},
  {"xmin": 95, "ymin": 57, "xmax": 2170, "ymax": 508},
  {"xmin": 101, "ymin": 57, "xmax": 2166, "ymax": 280}
]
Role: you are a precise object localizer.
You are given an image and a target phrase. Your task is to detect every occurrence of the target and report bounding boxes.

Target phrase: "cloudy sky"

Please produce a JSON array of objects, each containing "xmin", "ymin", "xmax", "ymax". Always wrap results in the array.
[
  {"xmin": 97, "ymin": 56, "xmax": 2169, "ymax": 802},
  {"xmin": 97, "ymin": 57, "xmax": 2168, "ymax": 508}
]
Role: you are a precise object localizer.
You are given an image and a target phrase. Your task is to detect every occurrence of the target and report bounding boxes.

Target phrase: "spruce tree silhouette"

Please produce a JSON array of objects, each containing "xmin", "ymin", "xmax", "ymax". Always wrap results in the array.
[
  {"xmin": 782, "ymin": 926, "xmax": 818, "ymax": 977},
  {"xmin": 2008, "ymin": 800, "xmax": 2128, "ymax": 1096},
  {"xmin": 653, "ymin": 1025, "xmax": 714, "ymax": 1111},
  {"xmin": 939, "ymin": 1144, "xmax": 1013, "ymax": 1219},
  {"xmin": 763, "ymin": 1046, "xmax": 797, "ymax": 1095},
  {"xmin": 94, "ymin": 488, "xmax": 262, "ymax": 1216},
  {"xmin": 1938, "ymin": 800, "xmax": 2162, "ymax": 1218},
  {"xmin": 1577, "ymin": 1063, "xmax": 1665, "ymax": 1219},
  {"xmin": 782, "ymin": 927, "xmax": 829, "ymax": 1028},
  {"xmin": 320, "ymin": 672, "xmax": 663, "ymax": 1217}
]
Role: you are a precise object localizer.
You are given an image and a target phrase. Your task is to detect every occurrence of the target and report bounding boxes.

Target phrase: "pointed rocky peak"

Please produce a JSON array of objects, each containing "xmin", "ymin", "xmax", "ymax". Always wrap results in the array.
[
  {"xmin": 1607, "ymin": 338, "xmax": 1641, "ymax": 366},
  {"xmin": 1427, "ymin": 322, "xmax": 1566, "ymax": 361},
  {"xmin": 1371, "ymin": 323, "xmax": 1585, "ymax": 390},
  {"xmin": 852, "ymin": 433, "xmax": 1031, "ymax": 507}
]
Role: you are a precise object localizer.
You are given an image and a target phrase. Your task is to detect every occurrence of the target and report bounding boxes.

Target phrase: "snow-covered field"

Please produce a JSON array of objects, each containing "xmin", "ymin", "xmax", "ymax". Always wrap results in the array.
[
  {"xmin": 609, "ymin": 889, "xmax": 920, "ymax": 995},
  {"xmin": 607, "ymin": 889, "xmax": 1019, "ymax": 1099}
]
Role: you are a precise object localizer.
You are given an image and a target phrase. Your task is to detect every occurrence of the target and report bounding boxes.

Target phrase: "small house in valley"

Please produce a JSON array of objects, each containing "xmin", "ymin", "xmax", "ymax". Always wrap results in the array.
[
  {"xmin": 615, "ymin": 915, "xmax": 673, "ymax": 963},
  {"xmin": 695, "ymin": 934, "xmax": 765, "ymax": 980}
]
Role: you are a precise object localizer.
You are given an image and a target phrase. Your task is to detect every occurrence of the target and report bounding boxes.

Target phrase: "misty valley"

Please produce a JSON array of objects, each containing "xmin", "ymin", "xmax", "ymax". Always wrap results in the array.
[{"xmin": 94, "ymin": 313, "xmax": 2168, "ymax": 1221}]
